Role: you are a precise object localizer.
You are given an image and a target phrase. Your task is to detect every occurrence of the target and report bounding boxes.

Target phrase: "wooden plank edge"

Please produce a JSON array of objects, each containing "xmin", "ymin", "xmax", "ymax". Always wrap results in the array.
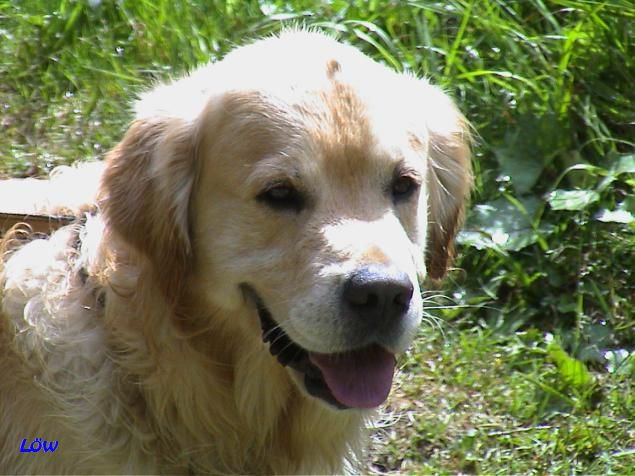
[{"xmin": 0, "ymin": 212, "xmax": 76, "ymax": 235}]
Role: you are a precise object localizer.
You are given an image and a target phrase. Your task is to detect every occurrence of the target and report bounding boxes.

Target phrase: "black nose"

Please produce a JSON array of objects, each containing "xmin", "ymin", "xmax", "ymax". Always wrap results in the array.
[{"xmin": 342, "ymin": 265, "xmax": 414, "ymax": 324}]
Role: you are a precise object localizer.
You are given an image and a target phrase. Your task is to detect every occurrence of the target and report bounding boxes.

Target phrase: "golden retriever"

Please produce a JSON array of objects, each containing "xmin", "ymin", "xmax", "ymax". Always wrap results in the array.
[{"xmin": 0, "ymin": 30, "xmax": 471, "ymax": 474}]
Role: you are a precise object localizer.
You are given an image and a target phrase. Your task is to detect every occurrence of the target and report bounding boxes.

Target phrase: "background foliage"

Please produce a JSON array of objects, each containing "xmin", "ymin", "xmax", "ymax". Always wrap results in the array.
[{"xmin": 1, "ymin": 0, "xmax": 633, "ymax": 473}]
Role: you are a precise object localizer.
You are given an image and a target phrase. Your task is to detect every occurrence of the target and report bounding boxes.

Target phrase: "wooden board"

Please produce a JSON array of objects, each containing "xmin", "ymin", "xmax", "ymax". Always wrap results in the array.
[{"xmin": 0, "ymin": 212, "xmax": 75, "ymax": 235}]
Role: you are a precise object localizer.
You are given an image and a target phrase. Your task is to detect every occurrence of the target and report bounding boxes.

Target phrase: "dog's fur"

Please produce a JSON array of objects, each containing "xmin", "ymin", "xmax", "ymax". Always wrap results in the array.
[{"xmin": 0, "ymin": 31, "xmax": 471, "ymax": 474}]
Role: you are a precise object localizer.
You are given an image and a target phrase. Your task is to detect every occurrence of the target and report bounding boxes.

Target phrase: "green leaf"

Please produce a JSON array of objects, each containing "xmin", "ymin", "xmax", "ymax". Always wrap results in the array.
[
  {"xmin": 458, "ymin": 196, "xmax": 547, "ymax": 251},
  {"xmin": 494, "ymin": 146, "xmax": 544, "ymax": 195},
  {"xmin": 622, "ymin": 196, "xmax": 635, "ymax": 213},
  {"xmin": 494, "ymin": 113, "xmax": 568, "ymax": 194},
  {"xmin": 614, "ymin": 154, "xmax": 635, "ymax": 175},
  {"xmin": 547, "ymin": 190, "xmax": 600, "ymax": 211},
  {"xmin": 595, "ymin": 209, "xmax": 634, "ymax": 224},
  {"xmin": 25, "ymin": 15, "xmax": 45, "ymax": 27},
  {"xmin": 548, "ymin": 342, "xmax": 594, "ymax": 390},
  {"xmin": 595, "ymin": 197, "xmax": 635, "ymax": 223}
]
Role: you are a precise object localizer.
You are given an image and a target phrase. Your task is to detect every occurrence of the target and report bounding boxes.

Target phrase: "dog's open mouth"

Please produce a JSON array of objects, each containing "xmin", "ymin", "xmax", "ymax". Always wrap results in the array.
[{"xmin": 252, "ymin": 291, "xmax": 396, "ymax": 410}]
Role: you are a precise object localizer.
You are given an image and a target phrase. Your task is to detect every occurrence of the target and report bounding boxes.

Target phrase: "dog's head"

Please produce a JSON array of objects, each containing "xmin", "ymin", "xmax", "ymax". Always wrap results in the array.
[{"xmin": 99, "ymin": 31, "xmax": 471, "ymax": 410}]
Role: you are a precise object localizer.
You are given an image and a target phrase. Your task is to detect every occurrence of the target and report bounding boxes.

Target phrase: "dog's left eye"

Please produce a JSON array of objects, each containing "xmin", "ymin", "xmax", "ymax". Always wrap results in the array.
[
  {"xmin": 258, "ymin": 183, "xmax": 305, "ymax": 212},
  {"xmin": 391, "ymin": 175, "xmax": 419, "ymax": 202}
]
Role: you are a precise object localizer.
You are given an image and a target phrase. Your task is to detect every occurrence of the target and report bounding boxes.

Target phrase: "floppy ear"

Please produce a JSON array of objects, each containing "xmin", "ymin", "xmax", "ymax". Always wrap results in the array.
[
  {"xmin": 99, "ymin": 117, "xmax": 197, "ymax": 303},
  {"xmin": 425, "ymin": 107, "xmax": 472, "ymax": 280}
]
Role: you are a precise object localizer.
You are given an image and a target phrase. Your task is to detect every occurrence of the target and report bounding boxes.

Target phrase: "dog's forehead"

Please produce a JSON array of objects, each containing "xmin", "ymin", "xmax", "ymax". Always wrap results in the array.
[
  {"xmin": 303, "ymin": 88, "xmax": 415, "ymax": 180},
  {"xmin": 243, "ymin": 93, "xmax": 414, "ymax": 193},
  {"xmin": 201, "ymin": 32, "xmax": 432, "ymax": 191},
  {"xmin": 236, "ymin": 75, "xmax": 423, "ymax": 180}
]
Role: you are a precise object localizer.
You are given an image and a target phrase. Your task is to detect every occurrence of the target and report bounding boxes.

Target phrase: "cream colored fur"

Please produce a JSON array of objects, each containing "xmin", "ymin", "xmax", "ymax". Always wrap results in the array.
[{"xmin": 0, "ymin": 30, "xmax": 470, "ymax": 474}]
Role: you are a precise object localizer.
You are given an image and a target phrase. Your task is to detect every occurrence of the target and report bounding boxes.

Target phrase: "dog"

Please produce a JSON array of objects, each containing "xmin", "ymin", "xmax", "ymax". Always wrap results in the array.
[{"xmin": 0, "ymin": 30, "xmax": 471, "ymax": 474}]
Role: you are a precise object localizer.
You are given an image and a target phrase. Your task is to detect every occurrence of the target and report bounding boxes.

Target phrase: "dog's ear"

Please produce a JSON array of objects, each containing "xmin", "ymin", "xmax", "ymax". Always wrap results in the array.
[
  {"xmin": 99, "ymin": 117, "xmax": 197, "ymax": 303},
  {"xmin": 425, "ymin": 102, "xmax": 472, "ymax": 281}
]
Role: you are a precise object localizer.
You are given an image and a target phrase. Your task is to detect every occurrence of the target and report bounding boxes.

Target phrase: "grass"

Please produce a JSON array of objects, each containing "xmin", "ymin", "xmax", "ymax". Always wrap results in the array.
[
  {"xmin": 1, "ymin": 0, "xmax": 634, "ymax": 473},
  {"xmin": 370, "ymin": 326, "xmax": 634, "ymax": 473}
]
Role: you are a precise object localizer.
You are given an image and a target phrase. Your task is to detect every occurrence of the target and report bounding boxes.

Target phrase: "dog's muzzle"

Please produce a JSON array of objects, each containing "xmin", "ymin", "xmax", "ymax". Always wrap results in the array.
[{"xmin": 242, "ymin": 266, "xmax": 414, "ymax": 410}]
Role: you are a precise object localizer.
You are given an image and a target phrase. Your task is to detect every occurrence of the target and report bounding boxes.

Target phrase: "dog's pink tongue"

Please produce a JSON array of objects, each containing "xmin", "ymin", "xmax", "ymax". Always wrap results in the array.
[{"xmin": 309, "ymin": 345, "xmax": 395, "ymax": 409}]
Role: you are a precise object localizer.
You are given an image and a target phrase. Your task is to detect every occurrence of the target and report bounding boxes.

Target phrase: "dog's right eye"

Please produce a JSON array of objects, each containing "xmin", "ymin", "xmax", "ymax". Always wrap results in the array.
[{"xmin": 257, "ymin": 183, "xmax": 305, "ymax": 212}]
